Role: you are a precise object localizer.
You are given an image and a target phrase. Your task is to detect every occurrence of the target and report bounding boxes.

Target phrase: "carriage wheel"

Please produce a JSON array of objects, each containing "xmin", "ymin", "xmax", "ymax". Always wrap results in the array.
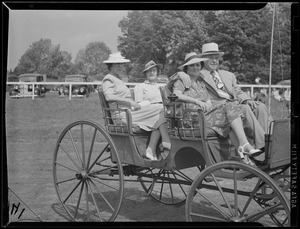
[
  {"xmin": 138, "ymin": 165, "xmax": 204, "ymax": 206},
  {"xmin": 53, "ymin": 120, "xmax": 124, "ymax": 222},
  {"xmin": 185, "ymin": 161, "xmax": 290, "ymax": 227}
]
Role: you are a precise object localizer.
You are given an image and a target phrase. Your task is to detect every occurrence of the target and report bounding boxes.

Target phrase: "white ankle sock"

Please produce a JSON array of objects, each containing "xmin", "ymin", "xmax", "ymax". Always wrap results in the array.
[{"xmin": 162, "ymin": 142, "xmax": 171, "ymax": 149}]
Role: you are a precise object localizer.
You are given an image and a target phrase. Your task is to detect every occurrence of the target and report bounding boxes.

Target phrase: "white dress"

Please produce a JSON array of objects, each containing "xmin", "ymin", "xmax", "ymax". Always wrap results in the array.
[{"xmin": 102, "ymin": 75, "xmax": 165, "ymax": 131}]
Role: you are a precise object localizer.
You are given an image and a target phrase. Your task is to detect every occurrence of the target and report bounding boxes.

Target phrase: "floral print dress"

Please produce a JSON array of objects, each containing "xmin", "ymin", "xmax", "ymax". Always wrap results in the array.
[{"xmin": 173, "ymin": 79, "xmax": 244, "ymax": 138}]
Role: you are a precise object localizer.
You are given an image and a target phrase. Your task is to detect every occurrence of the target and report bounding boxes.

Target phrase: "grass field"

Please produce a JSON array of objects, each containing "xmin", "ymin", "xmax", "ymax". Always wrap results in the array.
[{"xmin": 4, "ymin": 91, "xmax": 290, "ymax": 223}]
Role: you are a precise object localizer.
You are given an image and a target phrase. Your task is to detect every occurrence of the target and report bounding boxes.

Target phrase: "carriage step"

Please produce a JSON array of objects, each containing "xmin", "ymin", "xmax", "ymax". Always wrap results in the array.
[{"xmin": 123, "ymin": 165, "xmax": 146, "ymax": 176}]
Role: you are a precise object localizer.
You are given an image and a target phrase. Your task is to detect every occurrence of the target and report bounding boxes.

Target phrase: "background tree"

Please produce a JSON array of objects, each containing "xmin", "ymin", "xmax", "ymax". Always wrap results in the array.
[
  {"xmin": 9, "ymin": 3, "xmax": 291, "ymax": 85},
  {"xmin": 118, "ymin": 10, "xmax": 209, "ymax": 80},
  {"xmin": 13, "ymin": 38, "xmax": 73, "ymax": 81},
  {"xmin": 201, "ymin": 3, "xmax": 291, "ymax": 84},
  {"xmin": 117, "ymin": 3, "xmax": 291, "ymax": 84},
  {"xmin": 74, "ymin": 41, "xmax": 111, "ymax": 81}
]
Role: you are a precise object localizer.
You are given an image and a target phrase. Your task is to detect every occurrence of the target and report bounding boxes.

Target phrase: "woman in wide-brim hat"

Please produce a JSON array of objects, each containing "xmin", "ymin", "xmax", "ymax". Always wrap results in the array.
[
  {"xmin": 101, "ymin": 54, "xmax": 171, "ymax": 161},
  {"xmin": 166, "ymin": 52, "xmax": 262, "ymax": 167},
  {"xmin": 178, "ymin": 52, "xmax": 209, "ymax": 71},
  {"xmin": 102, "ymin": 52, "xmax": 130, "ymax": 77}
]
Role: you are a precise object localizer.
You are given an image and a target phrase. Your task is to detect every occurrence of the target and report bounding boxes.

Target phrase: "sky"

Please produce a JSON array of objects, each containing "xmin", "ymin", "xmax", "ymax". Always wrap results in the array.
[{"xmin": 7, "ymin": 10, "xmax": 129, "ymax": 70}]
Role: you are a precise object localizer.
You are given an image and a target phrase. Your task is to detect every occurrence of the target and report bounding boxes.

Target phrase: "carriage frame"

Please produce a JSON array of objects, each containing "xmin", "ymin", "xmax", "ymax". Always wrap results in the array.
[{"xmin": 52, "ymin": 85, "xmax": 290, "ymax": 225}]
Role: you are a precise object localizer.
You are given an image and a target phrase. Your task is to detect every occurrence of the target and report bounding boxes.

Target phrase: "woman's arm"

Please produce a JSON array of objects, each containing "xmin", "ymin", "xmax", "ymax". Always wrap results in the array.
[
  {"xmin": 103, "ymin": 80, "xmax": 141, "ymax": 110},
  {"xmin": 173, "ymin": 89, "xmax": 210, "ymax": 113},
  {"xmin": 106, "ymin": 94, "xmax": 141, "ymax": 110}
]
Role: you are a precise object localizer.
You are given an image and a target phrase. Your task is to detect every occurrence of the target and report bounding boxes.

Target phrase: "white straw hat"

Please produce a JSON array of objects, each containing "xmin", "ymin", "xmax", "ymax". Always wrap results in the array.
[
  {"xmin": 103, "ymin": 52, "xmax": 130, "ymax": 63},
  {"xmin": 199, "ymin": 42, "xmax": 224, "ymax": 57},
  {"xmin": 178, "ymin": 52, "xmax": 208, "ymax": 70}
]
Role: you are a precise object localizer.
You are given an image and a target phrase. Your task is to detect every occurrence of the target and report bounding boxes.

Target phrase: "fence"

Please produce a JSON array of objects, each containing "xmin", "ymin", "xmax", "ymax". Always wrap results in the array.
[{"xmin": 6, "ymin": 81, "xmax": 291, "ymax": 100}]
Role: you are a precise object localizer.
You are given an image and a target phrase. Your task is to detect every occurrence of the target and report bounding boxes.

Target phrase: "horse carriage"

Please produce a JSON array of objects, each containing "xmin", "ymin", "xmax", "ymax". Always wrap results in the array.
[{"xmin": 52, "ymin": 86, "xmax": 290, "ymax": 226}]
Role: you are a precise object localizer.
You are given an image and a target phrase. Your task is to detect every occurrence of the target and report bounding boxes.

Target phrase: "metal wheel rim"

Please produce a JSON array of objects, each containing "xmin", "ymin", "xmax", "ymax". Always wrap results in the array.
[
  {"xmin": 53, "ymin": 120, "xmax": 124, "ymax": 222},
  {"xmin": 185, "ymin": 161, "xmax": 290, "ymax": 226}
]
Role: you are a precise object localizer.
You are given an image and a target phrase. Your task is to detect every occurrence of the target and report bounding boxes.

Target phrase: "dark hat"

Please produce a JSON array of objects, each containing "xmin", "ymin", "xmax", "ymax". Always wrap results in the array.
[{"xmin": 142, "ymin": 60, "xmax": 163, "ymax": 73}]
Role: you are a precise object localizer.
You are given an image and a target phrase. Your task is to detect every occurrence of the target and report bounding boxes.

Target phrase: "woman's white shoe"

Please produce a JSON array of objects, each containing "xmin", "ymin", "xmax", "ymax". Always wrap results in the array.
[
  {"xmin": 145, "ymin": 148, "xmax": 158, "ymax": 161},
  {"xmin": 238, "ymin": 143, "xmax": 258, "ymax": 167},
  {"xmin": 238, "ymin": 142, "xmax": 263, "ymax": 157}
]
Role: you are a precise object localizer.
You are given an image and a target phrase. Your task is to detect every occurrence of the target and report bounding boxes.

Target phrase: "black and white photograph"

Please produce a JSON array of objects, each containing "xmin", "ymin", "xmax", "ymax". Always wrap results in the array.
[{"xmin": 2, "ymin": 1, "xmax": 297, "ymax": 226}]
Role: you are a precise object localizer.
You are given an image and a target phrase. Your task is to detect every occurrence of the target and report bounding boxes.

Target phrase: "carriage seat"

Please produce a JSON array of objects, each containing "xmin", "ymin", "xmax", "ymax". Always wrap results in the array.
[
  {"xmin": 159, "ymin": 86, "xmax": 220, "ymax": 140},
  {"xmin": 98, "ymin": 89, "xmax": 150, "ymax": 136}
]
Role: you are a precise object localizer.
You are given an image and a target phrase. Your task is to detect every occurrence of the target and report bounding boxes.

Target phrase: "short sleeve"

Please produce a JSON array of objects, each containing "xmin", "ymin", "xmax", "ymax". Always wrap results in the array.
[
  {"xmin": 173, "ymin": 80, "xmax": 186, "ymax": 93},
  {"xmin": 134, "ymin": 84, "xmax": 144, "ymax": 102},
  {"xmin": 102, "ymin": 79, "xmax": 115, "ymax": 98}
]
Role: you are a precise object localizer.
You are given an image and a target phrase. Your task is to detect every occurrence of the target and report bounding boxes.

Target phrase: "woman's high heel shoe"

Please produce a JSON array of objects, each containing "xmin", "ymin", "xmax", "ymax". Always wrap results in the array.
[
  {"xmin": 238, "ymin": 143, "xmax": 263, "ymax": 157},
  {"xmin": 238, "ymin": 143, "xmax": 258, "ymax": 167},
  {"xmin": 161, "ymin": 142, "xmax": 171, "ymax": 160}
]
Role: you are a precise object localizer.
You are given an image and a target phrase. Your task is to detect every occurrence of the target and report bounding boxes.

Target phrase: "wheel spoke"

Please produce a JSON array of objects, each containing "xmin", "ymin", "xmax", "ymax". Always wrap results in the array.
[
  {"xmin": 245, "ymin": 202, "xmax": 284, "ymax": 222},
  {"xmin": 58, "ymin": 143, "xmax": 82, "ymax": 171},
  {"xmin": 171, "ymin": 172, "xmax": 187, "ymax": 198},
  {"xmin": 86, "ymin": 179, "xmax": 103, "ymax": 222},
  {"xmin": 89, "ymin": 176, "xmax": 120, "ymax": 192},
  {"xmin": 211, "ymin": 172, "xmax": 234, "ymax": 216},
  {"xmin": 62, "ymin": 180, "xmax": 82, "ymax": 204},
  {"xmin": 190, "ymin": 212, "xmax": 228, "ymax": 222},
  {"xmin": 194, "ymin": 185, "xmax": 232, "ymax": 219},
  {"xmin": 87, "ymin": 144, "xmax": 109, "ymax": 173},
  {"xmin": 241, "ymin": 178, "xmax": 263, "ymax": 216},
  {"xmin": 166, "ymin": 172, "xmax": 175, "ymax": 204},
  {"xmin": 174, "ymin": 170, "xmax": 194, "ymax": 183},
  {"xmin": 67, "ymin": 130, "xmax": 83, "ymax": 167},
  {"xmin": 89, "ymin": 178, "xmax": 115, "ymax": 212},
  {"xmin": 159, "ymin": 171, "xmax": 166, "ymax": 201},
  {"xmin": 84, "ymin": 181, "xmax": 90, "ymax": 221},
  {"xmin": 86, "ymin": 128, "xmax": 97, "ymax": 170},
  {"xmin": 80, "ymin": 124, "xmax": 86, "ymax": 169},
  {"xmin": 55, "ymin": 161, "xmax": 80, "ymax": 174},
  {"xmin": 56, "ymin": 176, "xmax": 77, "ymax": 185},
  {"xmin": 74, "ymin": 181, "xmax": 85, "ymax": 219}
]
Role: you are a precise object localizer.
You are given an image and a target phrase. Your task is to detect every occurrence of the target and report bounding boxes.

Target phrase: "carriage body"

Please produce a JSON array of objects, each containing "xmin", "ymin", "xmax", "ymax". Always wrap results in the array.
[
  {"xmin": 53, "ymin": 85, "xmax": 290, "ymax": 225},
  {"xmin": 99, "ymin": 86, "xmax": 290, "ymax": 173}
]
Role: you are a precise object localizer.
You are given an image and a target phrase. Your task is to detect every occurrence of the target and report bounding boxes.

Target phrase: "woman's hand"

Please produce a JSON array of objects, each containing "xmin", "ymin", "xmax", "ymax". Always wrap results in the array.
[
  {"xmin": 130, "ymin": 101, "xmax": 141, "ymax": 111},
  {"xmin": 244, "ymin": 99, "xmax": 259, "ymax": 110},
  {"xmin": 195, "ymin": 100, "xmax": 210, "ymax": 113}
]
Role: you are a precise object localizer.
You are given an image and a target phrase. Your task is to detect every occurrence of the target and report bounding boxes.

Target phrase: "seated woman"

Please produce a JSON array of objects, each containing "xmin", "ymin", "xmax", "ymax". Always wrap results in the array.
[
  {"xmin": 168, "ymin": 52, "xmax": 263, "ymax": 166},
  {"xmin": 134, "ymin": 60, "xmax": 171, "ymax": 160},
  {"xmin": 101, "ymin": 53, "xmax": 171, "ymax": 161}
]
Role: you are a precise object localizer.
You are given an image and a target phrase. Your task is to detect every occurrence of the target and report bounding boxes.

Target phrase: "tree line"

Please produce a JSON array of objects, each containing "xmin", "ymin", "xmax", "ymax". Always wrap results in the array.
[{"xmin": 9, "ymin": 3, "xmax": 291, "ymax": 84}]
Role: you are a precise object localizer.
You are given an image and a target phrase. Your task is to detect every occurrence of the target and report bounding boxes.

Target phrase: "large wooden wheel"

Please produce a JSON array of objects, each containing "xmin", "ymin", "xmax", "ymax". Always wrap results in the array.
[
  {"xmin": 53, "ymin": 120, "xmax": 124, "ymax": 222},
  {"xmin": 138, "ymin": 165, "xmax": 204, "ymax": 206},
  {"xmin": 185, "ymin": 161, "xmax": 290, "ymax": 226}
]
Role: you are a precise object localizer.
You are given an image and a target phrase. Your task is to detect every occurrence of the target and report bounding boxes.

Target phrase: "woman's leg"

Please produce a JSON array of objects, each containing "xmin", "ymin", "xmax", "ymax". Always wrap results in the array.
[
  {"xmin": 159, "ymin": 122, "xmax": 171, "ymax": 147},
  {"xmin": 158, "ymin": 123, "xmax": 171, "ymax": 159},
  {"xmin": 230, "ymin": 117, "xmax": 249, "ymax": 148},
  {"xmin": 230, "ymin": 117, "xmax": 259, "ymax": 166},
  {"xmin": 148, "ymin": 129, "xmax": 161, "ymax": 152},
  {"xmin": 145, "ymin": 129, "xmax": 162, "ymax": 160}
]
